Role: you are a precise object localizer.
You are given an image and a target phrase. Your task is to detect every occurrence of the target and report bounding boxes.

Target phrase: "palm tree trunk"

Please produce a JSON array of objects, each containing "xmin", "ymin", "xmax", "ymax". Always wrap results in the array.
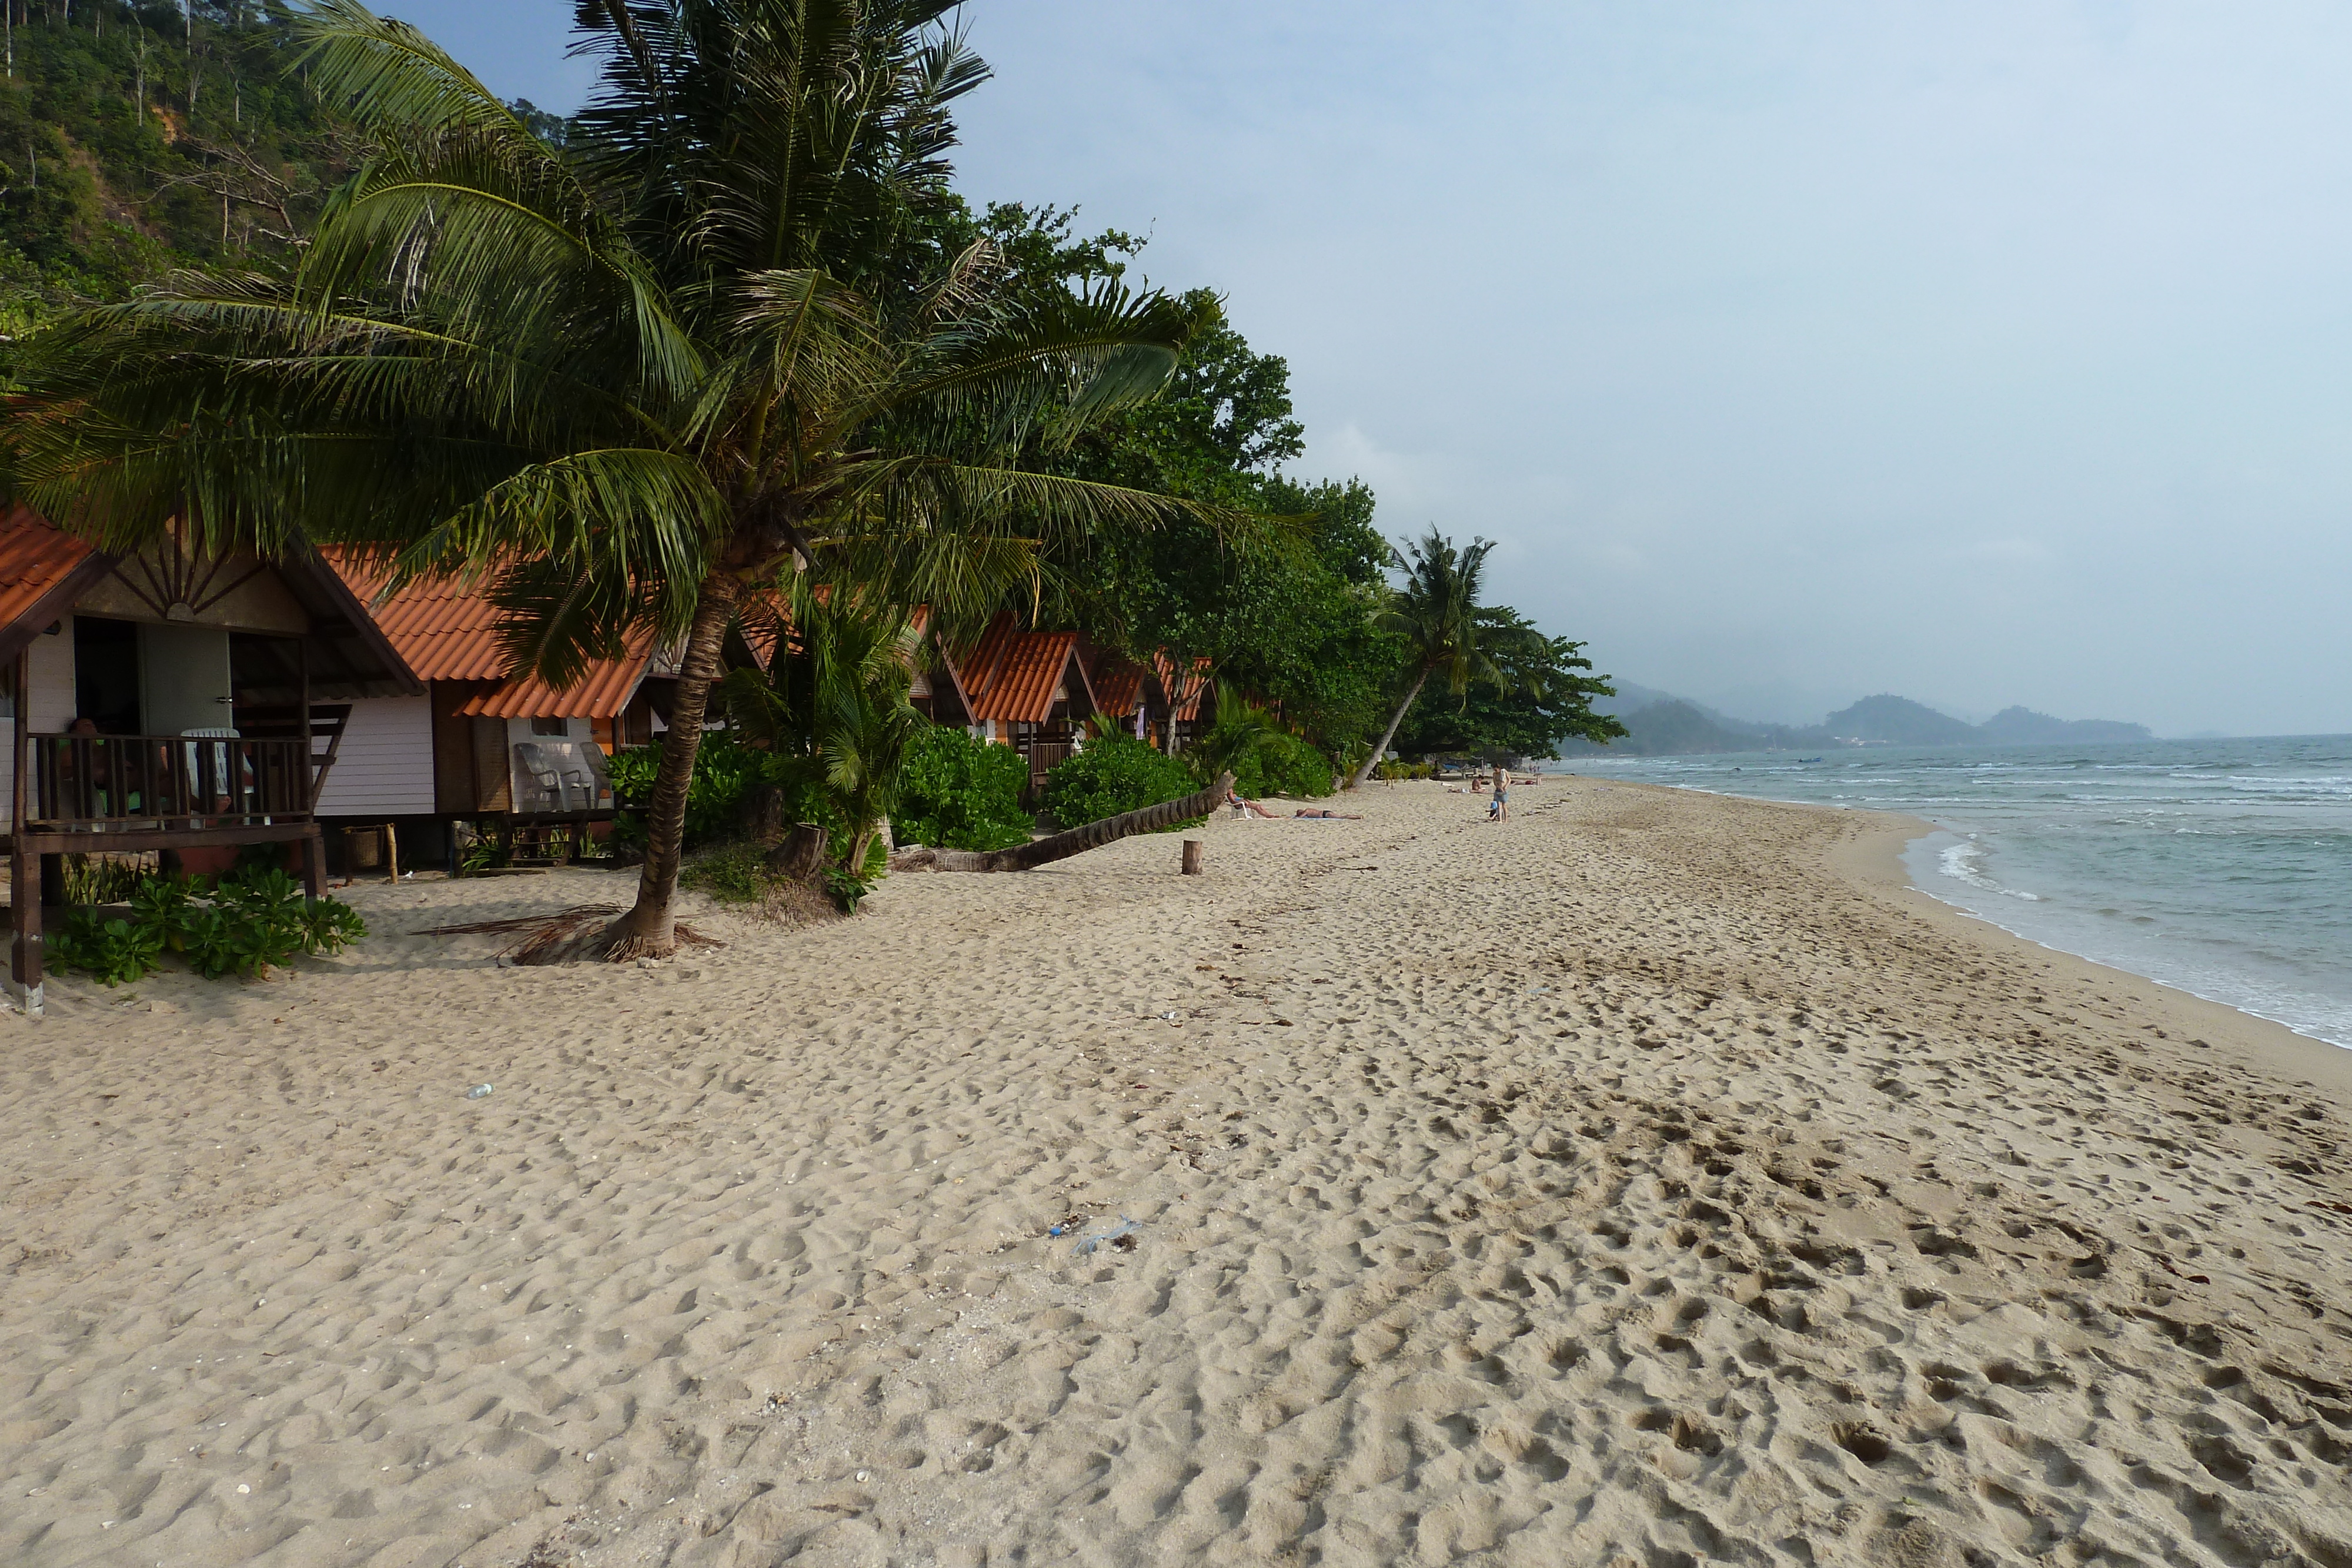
[
  {"xmin": 896, "ymin": 772, "xmax": 1232, "ymax": 872},
  {"xmin": 596, "ymin": 571, "xmax": 742, "ymax": 959},
  {"xmin": 1347, "ymin": 667, "xmax": 1429, "ymax": 789}
]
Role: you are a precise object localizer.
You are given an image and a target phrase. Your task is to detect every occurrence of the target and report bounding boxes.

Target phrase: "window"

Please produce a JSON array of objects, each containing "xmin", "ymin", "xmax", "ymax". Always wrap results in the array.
[{"xmin": 530, "ymin": 715, "xmax": 570, "ymax": 737}]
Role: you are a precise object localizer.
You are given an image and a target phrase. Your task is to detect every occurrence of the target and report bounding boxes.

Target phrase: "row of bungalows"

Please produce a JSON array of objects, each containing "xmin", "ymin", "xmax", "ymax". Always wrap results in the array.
[
  {"xmin": 0, "ymin": 498, "xmax": 1235, "ymax": 1004},
  {"xmin": 0, "ymin": 504, "xmax": 700, "ymax": 915},
  {"xmin": 913, "ymin": 616, "xmax": 1221, "ymax": 795}
]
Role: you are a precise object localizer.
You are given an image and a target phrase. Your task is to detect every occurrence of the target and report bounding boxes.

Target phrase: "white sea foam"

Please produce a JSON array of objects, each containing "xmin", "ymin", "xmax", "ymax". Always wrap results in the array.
[{"xmin": 1937, "ymin": 840, "xmax": 2043, "ymax": 900}]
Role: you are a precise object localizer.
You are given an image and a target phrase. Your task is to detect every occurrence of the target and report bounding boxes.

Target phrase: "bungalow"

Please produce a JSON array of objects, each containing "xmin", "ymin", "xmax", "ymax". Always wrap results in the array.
[
  {"xmin": 2, "ymin": 506, "xmax": 420, "ymax": 1011},
  {"xmin": 1080, "ymin": 641, "xmax": 1165, "ymax": 743},
  {"xmin": 906, "ymin": 607, "xmax": 975, "ymax": 729},
  {"xmin": 313, "ymin": 551, "xmax": 674, "ymax": 867},
  {"xmin": 951, "ymin": 615, "xmax": 1097, "ymax": 793}
]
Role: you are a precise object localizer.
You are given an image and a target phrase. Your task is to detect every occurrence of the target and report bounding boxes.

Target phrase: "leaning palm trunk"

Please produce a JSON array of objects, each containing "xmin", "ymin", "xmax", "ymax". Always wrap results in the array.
[
  {"xmin": 547, "ymin": 573, "xmax": 742, "ymax": 963},
  {"xmin": 1347, "ymin": 667, "xmax": 1430, "ymax": 789},
  {"xmin": 897, "ymin": 773, "xmax": 1232, "ymax": 872}
]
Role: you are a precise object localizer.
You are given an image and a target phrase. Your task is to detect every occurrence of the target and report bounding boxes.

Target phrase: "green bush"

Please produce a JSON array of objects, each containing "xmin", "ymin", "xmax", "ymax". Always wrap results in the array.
[
  {"xmin": 894, "ymin": 727, "xmax": 1033, "ymax": 851},
  {"xmin": 1043, "ymin": 735, "xmax": 1200, "ymax": 830},
  {"xmin": 681, "ymin": 830, "xmax": 890, "ymax": 914},
  {"xmin": 50, "ymin": 910, "xmax": 166, "ymax": 987},
  {"xmin": 1230, "ymin": 730, "xmax": 1335, "ymax": 800},
  {"xmin": 48, "ymin": 870, "xmax": 367, "ymax": 986}
]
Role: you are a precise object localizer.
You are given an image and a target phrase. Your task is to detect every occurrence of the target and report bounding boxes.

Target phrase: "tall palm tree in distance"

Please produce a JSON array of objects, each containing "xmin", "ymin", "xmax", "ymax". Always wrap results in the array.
[
  {"xmin": 8, "ymin": 0, "xmax": 1211, "ymax": 957},
  {"xmin": 1347, "ymin": 528, "xmax": 1502, "ymax": 788}
]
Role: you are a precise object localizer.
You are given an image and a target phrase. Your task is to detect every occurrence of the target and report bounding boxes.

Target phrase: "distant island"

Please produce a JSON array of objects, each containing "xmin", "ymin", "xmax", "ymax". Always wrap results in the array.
[{"xmin": 1562, "ymin": 691, "xmax": 2154, "ymax": 757}]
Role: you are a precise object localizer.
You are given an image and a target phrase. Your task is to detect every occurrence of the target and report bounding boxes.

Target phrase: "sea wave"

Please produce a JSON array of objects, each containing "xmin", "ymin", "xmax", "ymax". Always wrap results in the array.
[{"xmin": 1937, "ymin": 840, "xmax": 2043, "ymax": 901}]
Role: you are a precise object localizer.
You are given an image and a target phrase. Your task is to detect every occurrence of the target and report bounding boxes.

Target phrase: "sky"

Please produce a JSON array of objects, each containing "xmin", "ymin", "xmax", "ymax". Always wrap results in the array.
[{"xmin": 389, "ymin": 2, "xmax": 2352, "ymax": 736}]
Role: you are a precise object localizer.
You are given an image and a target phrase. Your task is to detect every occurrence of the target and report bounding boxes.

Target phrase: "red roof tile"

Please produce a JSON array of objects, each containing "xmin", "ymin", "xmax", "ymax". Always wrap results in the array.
[
  {"xmin": 323, "ymin": 549, "xmax": 656, "ymax": 719},
  {"xmin": 0, "ymin": 506, "xmax": 108, "ymax": 646},
  {"xmin": 956, "ymin": 616, "xmax": 1093, "ymax": 725}
]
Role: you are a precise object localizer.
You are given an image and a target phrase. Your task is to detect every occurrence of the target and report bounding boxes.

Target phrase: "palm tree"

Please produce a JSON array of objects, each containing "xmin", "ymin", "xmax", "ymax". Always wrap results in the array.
[
  {"xmin": 1346, "ymin": 529, "xmax": 1501, "ymax": 788},
  {"xmin": 6, "ymin": 0, "xmax": 1209, "ymax": 958},
  {"xmin": 719, "ymin": 580, "xmax": 926, "ymax": 877}
]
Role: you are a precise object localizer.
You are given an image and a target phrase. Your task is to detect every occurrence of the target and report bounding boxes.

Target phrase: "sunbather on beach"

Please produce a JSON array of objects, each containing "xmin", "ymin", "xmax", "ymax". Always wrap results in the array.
[
  {"xmin": 1227, "ymin": 788, "xmax": 1282, "ymax": 819},
  {"xmin": 1294, "ymin": 808, "xmax": 1361, "ymax": 819}
]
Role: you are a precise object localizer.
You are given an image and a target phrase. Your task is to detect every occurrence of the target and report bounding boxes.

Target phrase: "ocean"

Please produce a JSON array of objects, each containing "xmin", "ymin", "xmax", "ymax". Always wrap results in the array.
[{"xmin": 1555, "ymin": 735, "xmax": 2352, "ymax": 1049}]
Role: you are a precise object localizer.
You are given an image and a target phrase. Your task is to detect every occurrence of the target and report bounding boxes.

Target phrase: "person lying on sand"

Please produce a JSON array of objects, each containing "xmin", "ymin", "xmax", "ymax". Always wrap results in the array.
[{"xmin": 1294, "ymin": 808, "xmax": 1361, "ymax": 819}]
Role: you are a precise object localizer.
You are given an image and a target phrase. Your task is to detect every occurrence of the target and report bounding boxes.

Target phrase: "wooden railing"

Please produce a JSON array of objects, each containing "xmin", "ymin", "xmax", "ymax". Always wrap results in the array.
[
  {"xmin": 1024, "ymin": 740, "xmax": 1074, "ymax": 784},
  {"xmin": 26, "ymin": 733, "xmax": 312, "ymax": 829}
]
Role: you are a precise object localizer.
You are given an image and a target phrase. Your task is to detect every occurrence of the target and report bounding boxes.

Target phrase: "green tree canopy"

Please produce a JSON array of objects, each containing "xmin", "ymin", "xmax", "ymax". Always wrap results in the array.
[
  {"xmin": 1392, "ymin": 607, "xmax": 1626, "ymax": 763},
  {"xmin": 6, "ymin": 0, "xmax": 1211, "ymax": 958}
]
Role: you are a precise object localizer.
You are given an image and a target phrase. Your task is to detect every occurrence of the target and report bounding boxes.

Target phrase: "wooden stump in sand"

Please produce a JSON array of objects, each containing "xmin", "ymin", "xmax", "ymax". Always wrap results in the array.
[
  {"xmin": 766, "ymin": 823, "xmax": 828, "ymax": 879},
  {"xmin": 1181, "ymin": 839, "xmax": 1204, "ymax": 875}
]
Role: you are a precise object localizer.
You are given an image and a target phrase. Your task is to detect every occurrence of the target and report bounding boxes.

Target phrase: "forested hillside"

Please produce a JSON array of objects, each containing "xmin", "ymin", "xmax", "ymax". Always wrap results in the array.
[{"xmin": 0, "ymin": 2, "xmax": 362, "ymax": 356}]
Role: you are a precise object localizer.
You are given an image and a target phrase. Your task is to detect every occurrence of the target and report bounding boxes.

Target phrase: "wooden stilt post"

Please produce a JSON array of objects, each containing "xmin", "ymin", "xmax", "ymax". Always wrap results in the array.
[
  {"xmin": 383, "ymin": 821, "xmax": 399, "ymax": 882},
  {"xmin": 296, "ymin": 636, "xmax": 323, "ymax": 899},
  {"xmin": 11, "ymin": 649, "xmax": 41, "ymax": 1018}
]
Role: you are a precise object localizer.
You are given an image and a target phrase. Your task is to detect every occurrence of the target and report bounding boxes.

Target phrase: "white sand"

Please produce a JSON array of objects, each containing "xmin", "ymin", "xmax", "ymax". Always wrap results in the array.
[{"xmin": 3, "ymin": 777, "xmax": 2349, "ymax": 1567}]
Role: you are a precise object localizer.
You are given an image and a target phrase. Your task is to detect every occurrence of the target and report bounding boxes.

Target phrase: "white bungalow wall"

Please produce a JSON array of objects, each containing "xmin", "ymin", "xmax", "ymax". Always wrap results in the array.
[{"xmin": 312, "ymin": 696, "xmax": 436, "ymax": 818}]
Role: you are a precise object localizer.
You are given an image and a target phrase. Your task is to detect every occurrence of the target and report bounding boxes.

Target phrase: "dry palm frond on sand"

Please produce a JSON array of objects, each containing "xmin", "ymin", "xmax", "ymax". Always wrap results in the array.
[{"xmin": 413, "ymin": 904, "xmax": 722, "ymax": 964}]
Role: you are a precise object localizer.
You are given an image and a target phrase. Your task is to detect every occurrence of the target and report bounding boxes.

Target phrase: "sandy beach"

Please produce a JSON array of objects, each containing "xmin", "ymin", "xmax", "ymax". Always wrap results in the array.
[{"xmin": 3, "ymin": 777, "xmax": 2349, "ymax": 1567}]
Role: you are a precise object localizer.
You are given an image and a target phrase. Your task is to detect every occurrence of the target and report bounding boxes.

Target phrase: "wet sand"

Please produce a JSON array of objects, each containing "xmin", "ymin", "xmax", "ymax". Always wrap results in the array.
[{"xmin": 2, "ymin": 776, "xmax": 2348, "ymax": 1566}]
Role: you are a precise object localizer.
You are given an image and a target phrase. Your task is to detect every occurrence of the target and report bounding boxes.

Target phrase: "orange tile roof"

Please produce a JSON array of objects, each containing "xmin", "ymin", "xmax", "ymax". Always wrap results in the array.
[
  {"xmin": 0, "ymin": 506, "xmax": 108, "ymax": 646},
  {"xmin": 956, "ymin": 616, "xmax": 1092, "ymax": 725},
  {"xmin": 322, "ymin": 549, "xmax": 657, "ymax": 720},
  {"xmin": 1087, "ymin": 649, "xmax": 1158, "ymax": 717}
]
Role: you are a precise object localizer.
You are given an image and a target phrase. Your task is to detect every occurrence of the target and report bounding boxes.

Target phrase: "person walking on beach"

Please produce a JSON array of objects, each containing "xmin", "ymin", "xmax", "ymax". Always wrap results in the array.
[{"xmin": 1488, "ymin": 763, "xmax": 1508, "ymax": 822}]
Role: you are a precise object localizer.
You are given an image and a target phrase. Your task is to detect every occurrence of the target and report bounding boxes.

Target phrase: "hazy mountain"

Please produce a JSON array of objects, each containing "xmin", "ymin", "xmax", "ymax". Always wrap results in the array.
[
  {"xmin": 1976, "ymin": 707, "xmax": 2156, "ymax": 745},
  {"xmin": 1822, "ymin": 695, "xmax": 1980, "ymax": 745},
  {"xmin": 1585, "ymin": 701, "xmax": 1766, "ymax": 756},
  {"xmin": 1560, "ymin": 684, "xmax": 2152, "ymax": 757}
]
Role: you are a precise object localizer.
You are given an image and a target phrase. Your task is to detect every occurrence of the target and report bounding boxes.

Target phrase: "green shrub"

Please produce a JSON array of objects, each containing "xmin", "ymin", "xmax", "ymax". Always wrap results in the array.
[
  {"xmin": 47, "ymin": 870, "xmax": 366, "ymax": 985},
  {"xmin": 894, "ymin": 727, "xmax": 1033, "ymax": 851},
  {"xmin": 1043, "ymin": 735, "xmax": 1200, "ymax": 830},
  {"xmin": 60, "ymin": 853, "xmax": 152, "ymax": 906},
  {"xmin": 1231, "ymin": 730, "xmax": 1335, "ymax": 800},
  {"xmin": 50, "ymin": 910, "xmax": 165, "ymax": 987}
]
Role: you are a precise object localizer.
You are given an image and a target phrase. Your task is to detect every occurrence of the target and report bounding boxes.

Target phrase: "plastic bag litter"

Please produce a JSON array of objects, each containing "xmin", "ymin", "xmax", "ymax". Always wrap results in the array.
[
  {"xmin": 1074, "ymin": 1217, "xmax": 1140, "ymax": 1255},
  {"xmin": 465, "ymin": 1084, "xmax": 494, "ymax": 1100}
]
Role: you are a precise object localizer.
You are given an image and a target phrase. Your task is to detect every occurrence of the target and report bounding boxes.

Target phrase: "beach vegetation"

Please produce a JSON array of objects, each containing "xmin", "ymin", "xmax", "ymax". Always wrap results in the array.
[
  {"xmin": 1043, "ymin": 734, "xmax": 1201, "ymax": 831},
  {"xmin": 894, "ymin": 726, "xmax": 1033, "ymax": 852},
  {"xmin": 5, "ymin": 0, "xmax": 1211, "ymax": 963},
  {"xmin": 47, "ymin": 868, "xmax": 366, "ymax": 986},
  {"xmin": 1187, "ymin": 684, "xmax": 1335, "ymax": 799},
  {"xmin": 1347, "ymin": 529, "xmax": 1504, "ymax": 787},
  {"xmin": 1393, "ymin": 607, "xmax": 1626, "ymax": 765}
]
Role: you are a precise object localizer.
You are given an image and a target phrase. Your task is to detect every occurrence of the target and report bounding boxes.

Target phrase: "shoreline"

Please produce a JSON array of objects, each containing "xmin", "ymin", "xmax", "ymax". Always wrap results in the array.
[
  {"xmin": 4, "ymin": 776, "xmax": 2348, "ymax": 1566},
  {"xmin": 1573, "ymin": 765, "xmax": 2352, "ymax": 1079},
  {"xmin": 1836, "ymin": 811, "xmax": 2352, "ymax": 1096}
]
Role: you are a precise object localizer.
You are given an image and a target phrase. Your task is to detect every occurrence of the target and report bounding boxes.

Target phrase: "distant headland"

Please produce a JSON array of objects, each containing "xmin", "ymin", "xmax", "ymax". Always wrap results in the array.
[{"xmin": 1562, "ymin": 690, "xmax": 2154, "ymax": 757}]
